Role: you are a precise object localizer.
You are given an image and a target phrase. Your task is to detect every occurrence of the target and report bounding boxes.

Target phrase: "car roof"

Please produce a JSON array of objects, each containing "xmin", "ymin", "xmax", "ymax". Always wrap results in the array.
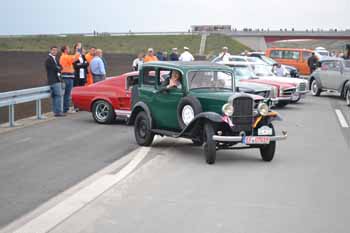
[
  {"xmin": 142, "ymin": 61, "xmax": 232, "ymax": 71},
  {"xmin": 319, "ymin": 57, "xmax": 344, "ymax": 62},
  {"xmin": 267, "ymin": 47, "xmax": 314, "ymax": 52}
]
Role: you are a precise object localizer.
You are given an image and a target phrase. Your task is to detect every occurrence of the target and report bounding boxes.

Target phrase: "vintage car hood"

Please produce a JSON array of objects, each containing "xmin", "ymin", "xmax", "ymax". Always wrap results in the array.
[
  {"xmin": 241, "ymin": 79, "xmax": 295, "ymax": 89},
  {"xmin": 257, "ymin": 76, "xmax": 306, "ymax": 85},
  {"xmin": 237, "ymin": 81, "xmax": 272, "ymax": 93},
  {"xmin": 190, "ymin": 90, "xmax": 263, "ymax": 114}
]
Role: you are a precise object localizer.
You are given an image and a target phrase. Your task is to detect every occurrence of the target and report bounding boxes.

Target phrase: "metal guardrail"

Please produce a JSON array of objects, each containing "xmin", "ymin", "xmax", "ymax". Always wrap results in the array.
[{"xmin": 0, "ymin": 86, "xmax": 51, "ymax": 127}]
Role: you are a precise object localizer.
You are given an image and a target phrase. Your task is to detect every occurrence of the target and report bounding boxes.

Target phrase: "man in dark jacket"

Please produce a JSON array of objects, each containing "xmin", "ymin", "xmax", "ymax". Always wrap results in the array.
[
  {"xmin": 169, "ymin": 48, "xmax": 179, "ymax": 61},
  {"xmin": 45, "ymin": 46, "xmax": 65, "ymax": 117},
  {"xmin": 307, "ymin": 52, "xmax": 318, "ymax": 73}
]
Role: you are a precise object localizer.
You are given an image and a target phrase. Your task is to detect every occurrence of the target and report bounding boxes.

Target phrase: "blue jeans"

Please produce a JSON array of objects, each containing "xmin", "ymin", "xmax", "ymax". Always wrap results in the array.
[
  {"xmin": 63, "ymin": 79, "xmax": 74, "ymax": 112},
  {"xmin": 50, "ymin": 82, "xmax": 64, "ymax": 114}
]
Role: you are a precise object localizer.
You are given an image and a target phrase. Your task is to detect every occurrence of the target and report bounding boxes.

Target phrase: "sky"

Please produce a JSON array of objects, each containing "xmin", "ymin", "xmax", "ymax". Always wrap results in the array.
[{"xmin": 0, "ymin": 0, "xmax": 349, "ymax": 35}]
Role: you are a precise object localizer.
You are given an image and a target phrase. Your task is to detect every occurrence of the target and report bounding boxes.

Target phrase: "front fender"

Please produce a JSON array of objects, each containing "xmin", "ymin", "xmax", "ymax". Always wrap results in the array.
[{"xmin": 129, "ymin": 101, "xmax": 152, "ymax": 127}]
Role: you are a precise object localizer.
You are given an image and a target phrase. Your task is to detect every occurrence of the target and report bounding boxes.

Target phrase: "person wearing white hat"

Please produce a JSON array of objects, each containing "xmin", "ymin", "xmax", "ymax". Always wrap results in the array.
[
  {"xmin": 179, "ymin": 46, "xmax": 195, "ymax": 62},
  {"xmin": 219, "ymin": 46, "xmax": 231, "ymax": 62}
]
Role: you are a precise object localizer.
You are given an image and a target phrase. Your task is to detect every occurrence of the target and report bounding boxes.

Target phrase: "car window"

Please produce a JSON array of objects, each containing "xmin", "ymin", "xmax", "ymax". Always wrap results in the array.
[
  {"xmin": 158, "ymin": 69, "xmax": 182, "ymax": 90},
  {"xmin": 282, "ymin": 51, "xmax": 300, "ymax": 60},
  {"xmin": 302, "ymin": 51, "xmax": 312, "ymax": 61},
  {"xmin": 329, "ymin": 61, "xmax": 341, "ymax": 71},
  {"xmin": 233, "ymin": 66, "xmax": 256, "ymax": 81},
  {"xmin": 270, "ymin": 50, "xmax": 283, "ymax": 59},
  {"xmin": 188, "ymin": 71, "xmax": 233, "ymax": 90},
  {"xmin": 229, "ymin": 57, "xmax": 246, "ymax": 62},
  {"xmin": 142, "ymin": 68, "xmax": 156, "ymax": 86},
  {"xmin": 321, "ymin": 62, "xmax": 330, "ymax": 71},
  {"xmin": 126, "ymin": 75, "xmax": 139, "ymax": 90}
]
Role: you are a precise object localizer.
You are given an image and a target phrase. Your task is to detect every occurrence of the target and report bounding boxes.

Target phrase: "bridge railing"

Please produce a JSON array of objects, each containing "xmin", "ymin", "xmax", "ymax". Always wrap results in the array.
[{"xmin": 0, "ymin": 86, "xmax": 51, "ymax": 127}]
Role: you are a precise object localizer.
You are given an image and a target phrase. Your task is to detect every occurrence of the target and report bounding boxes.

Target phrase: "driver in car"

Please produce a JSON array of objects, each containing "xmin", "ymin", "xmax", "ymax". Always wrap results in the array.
[{"xmin": 166, "ymin": 70, "xmax": 182, "ymax": 89}]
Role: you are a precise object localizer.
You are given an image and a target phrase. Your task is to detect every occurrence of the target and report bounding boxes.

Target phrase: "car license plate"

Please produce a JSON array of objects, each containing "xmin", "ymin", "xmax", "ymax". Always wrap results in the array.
[
  {"xmin": 258, "ymin": 126, "xmax": 273, "ymax": 136},
  {"xmin": 243, "ymin": 136, "xmax": 270, "ymax": 145}
]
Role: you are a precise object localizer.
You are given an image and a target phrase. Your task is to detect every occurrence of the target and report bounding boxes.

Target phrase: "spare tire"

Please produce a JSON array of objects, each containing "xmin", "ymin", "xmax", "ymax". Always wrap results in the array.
[{"xmin": 177, "ymin": 96, "xmax": 203, "ymax": 129}]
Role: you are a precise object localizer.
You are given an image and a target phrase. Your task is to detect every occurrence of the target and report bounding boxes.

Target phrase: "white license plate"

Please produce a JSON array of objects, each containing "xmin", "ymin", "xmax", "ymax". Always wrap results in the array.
[
  {"xmin": 258, "ymin": 126, "xmax": 273, "ymax": 136},
  {"xmin": 243, "ymin": 136, "xmax": 270, "ymax": 145}
]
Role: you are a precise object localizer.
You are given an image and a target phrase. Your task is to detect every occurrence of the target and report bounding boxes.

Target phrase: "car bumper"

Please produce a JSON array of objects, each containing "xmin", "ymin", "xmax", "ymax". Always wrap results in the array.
[{"xmin": 213, "ymin": 131, "xmax": 288, "ymax": 142}]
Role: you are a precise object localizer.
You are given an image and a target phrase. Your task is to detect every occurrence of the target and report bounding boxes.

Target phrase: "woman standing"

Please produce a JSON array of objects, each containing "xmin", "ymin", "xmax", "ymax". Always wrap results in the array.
[{"xmin": 73, "ymin": 44, "xmax": 89, "ymax": 87}]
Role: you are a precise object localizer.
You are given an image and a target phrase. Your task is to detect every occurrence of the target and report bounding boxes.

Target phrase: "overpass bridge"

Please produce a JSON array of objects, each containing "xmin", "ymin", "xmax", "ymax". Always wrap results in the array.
[{"xmin": 222, "ymin": 30, "xmax": 350, "ymax": 51}]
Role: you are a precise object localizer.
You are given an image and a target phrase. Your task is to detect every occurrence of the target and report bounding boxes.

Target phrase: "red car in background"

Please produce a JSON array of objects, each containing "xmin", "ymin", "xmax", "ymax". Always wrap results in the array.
[{"xmin": 72, "ymin": 71, "xmax": 139, "ymax": 124}]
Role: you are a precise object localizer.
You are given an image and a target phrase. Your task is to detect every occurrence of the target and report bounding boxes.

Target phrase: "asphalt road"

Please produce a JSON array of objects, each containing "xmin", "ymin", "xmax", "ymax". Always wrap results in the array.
[
  {"xmin": 48, "ymin": 95, "xmax": 349, "ymax": 233},
  {"xmin": 0, "ymin": 113, "xmax": 137, "ymax": 228},
  {"xmin": 1, "ymin": 94, "xmax": 350, "ymax": 232}
]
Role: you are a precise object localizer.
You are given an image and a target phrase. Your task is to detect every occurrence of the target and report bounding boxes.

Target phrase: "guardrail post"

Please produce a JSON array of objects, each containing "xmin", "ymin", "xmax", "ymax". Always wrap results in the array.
[
  {"xmin": 36, "ymin": 99, "xmax": 45, "ymax": 120},
  {"xmin": 8, "ymin": 104, "xmax": 15, "ymax": 127}
]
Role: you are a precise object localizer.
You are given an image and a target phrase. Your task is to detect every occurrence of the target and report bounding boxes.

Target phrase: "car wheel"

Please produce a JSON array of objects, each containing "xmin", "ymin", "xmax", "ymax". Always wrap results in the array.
[
  {"xmin": 203, "ymin": 123, "xmax": 216, "ymax": 164},
  {"xmin": 259, "ymin": 124, "xmax": 276, "ymax": 162},
  {"xmin": 346, "ymin": 88, "xmax": 350, "ymax": 106},
  {"xmin": 92, "ymin": 100, "xmax": 115, "ymax": 124},
  {"xmin": 134, "ymin": 111, "xmax": 154, "ymax": 146},
  {"xmin": 177, "ymin": 96, "xmax": 203, "ymax": 129},
  {"xmin": 311, "ymin": 80, "xmax": 321, "ymax": 96}
]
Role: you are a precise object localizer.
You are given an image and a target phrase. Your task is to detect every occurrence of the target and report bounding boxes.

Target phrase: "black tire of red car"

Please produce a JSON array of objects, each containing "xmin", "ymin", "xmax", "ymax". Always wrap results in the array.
[
  {"xmin": 259, "ymin": 124, "xmax": 276, "ymax": 162},
  {"xmin": 92, "ymin": 100, "xmax": 115, "ymax": 124},
  {"xmin": 311, "ymin": 79, "xmax": 321, "ymax": 96},
  {"xmin": 134, "ymin": 111, "xmax": 155, "ymax": 146},
  {"xmin": 346, "ymin": 88, "xmax": 350, "ymax": 106},
  {"xmin": 177, "ymin": 96, "xmax": 203, "ymax": 129},
  {"xmin": 203, "ymin": 123, "xmax": 216, "ymax": 165}
]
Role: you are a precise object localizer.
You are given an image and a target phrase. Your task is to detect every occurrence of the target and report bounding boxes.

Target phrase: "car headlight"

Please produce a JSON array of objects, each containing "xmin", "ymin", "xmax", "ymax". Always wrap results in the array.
[
  {"xmin": 258, "ymin": 102, "xmax": 269, "ymax": 116},
  {"xmin": 222, "ymin": 103, "xmax": 234, "ymax": 116}
]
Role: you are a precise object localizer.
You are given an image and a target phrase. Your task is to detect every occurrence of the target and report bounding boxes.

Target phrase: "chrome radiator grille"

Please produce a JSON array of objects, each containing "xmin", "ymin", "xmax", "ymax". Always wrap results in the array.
[{"xmin": 231, "ymin": 96, "xmax": 254, "ymax": 133}]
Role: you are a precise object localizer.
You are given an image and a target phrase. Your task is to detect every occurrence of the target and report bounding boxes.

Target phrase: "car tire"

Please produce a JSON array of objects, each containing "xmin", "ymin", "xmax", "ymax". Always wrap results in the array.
[
  {"xmin": 259, "ymin": 124, "xmax": 276, "ymax": 162},
  {"xmin": 134, "ymin": 111, "xmax": 154, "ymax": 146},
  {"xmin": 346, "ymin": 88, "xmax": 350, "ymax": 107},
  {"xmin": 275, "ymin": 102, "xmax": 288, "ymax": 108},
  {"xmin": 311, "ymin": 80, "xmax": 321, "ymax": 96},
  {"xmin": 177, "ymin": 96, "xmax": 203, "ymax": 129},
  {"xmin": 92, "ymin": 100, "xmax": 115, "ymax": 124},
  {"xmin": 203, "ymin": 123, "xmax": 216, "ymax": 165}
]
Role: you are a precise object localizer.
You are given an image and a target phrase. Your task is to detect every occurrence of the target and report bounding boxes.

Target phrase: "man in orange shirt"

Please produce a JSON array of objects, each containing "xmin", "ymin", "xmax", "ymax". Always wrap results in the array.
[
  {"xmin": 60, "ymin": 45, "xmax": 79, "ymax": 113},
  {"xmin": 144, "ymin": 48, "xmax": 158, "ymax": 63},
  {"xmin": 85, "ymin": 47, "xmax": 96, "ymax": 85}
]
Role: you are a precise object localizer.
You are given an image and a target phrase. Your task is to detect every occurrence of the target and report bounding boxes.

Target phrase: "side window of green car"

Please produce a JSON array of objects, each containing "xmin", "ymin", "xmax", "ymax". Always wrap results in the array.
[
  {"xmin": 142, "ymin": 67, "xmax": 156, "ymax": 86},
  {"xmin": 157, "ymin": 68, "xmax": 183, "ymax": 91}
]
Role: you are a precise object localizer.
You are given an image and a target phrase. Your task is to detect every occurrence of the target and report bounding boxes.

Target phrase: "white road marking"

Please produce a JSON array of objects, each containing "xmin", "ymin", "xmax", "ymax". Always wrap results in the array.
[
  {"xmin": 335, "ymin": 109, "xmax": 349, "ymax": 128},
  {"xmin": 11, "ymin": 147, "xmax": 150, "ymax": 233}
]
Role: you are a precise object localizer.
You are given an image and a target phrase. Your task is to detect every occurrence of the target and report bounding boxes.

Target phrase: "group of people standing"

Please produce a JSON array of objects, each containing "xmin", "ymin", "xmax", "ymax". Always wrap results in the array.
[
  {"xmin": 132, "ymin": 47, "xmax": 195, "ymax": 71},
  {"xmin": 45, "ymin": 43, "xmax": 107, "ymax": 117}
]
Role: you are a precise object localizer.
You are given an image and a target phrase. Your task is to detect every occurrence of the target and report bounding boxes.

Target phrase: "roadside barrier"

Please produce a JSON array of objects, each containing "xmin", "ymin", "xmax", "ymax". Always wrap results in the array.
[{"xmin": 0, "ymin": 86, "xmax": 51, "ymax": 127}]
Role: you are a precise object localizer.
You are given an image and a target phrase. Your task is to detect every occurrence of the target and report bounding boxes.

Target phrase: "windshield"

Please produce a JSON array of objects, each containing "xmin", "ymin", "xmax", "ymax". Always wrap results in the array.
[
  {"xmin": 259, "ymin": 56, "xmax": 277, "ymax": 65},
  {"xmin": 231, "ymin": 66, "xmax": 256, "ymax": 81},
  {"xmin": 247, "ymin": 57, "xmax": 265, "ymax": 64},
  {"xmin": 252, "ymin": 64, "xmax": 275, "ymax": 77},
  {"xmin": 317, "ymin": 51, "xmax": 329, "ymax": 56},
  {"xmin": 188, "ymin": 71, "xmax": 234, "ymax": 90}
]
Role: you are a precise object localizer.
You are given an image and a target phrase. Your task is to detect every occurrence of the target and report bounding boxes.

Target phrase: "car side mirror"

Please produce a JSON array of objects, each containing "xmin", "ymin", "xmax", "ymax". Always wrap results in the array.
[{"xmin": 235, "ymin": 86, "xmax": 240, "ymax": 92}]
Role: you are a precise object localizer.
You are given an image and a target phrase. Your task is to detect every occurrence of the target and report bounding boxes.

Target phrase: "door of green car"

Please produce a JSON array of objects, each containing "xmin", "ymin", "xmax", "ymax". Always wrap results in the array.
[{"xmin": 152, "ymin": 69, "xmax": 184, "ymax": 131}]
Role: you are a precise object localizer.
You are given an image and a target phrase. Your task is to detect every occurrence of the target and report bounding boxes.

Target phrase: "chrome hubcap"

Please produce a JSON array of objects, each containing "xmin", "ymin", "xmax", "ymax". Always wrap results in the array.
[
  {"xmin": 95, "ymin": 103, "xmax": 109, "ymax": 121},
  {"xmin": 182, "ymin": 105, "xmax": 195, "ymax": 126}
]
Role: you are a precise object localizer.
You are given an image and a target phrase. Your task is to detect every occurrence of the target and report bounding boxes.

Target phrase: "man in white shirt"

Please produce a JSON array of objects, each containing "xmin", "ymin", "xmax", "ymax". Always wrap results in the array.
[
  {"xmin": 218, "ymin": 46, "xmax": 231, "ymax": 62},
  {"xmin": 179, "ymin": 47, "xmax": 195, "ymax": 62},
  {"xmin": 132, "ymin": 53, "xmax": 144, "ymax": 71}
]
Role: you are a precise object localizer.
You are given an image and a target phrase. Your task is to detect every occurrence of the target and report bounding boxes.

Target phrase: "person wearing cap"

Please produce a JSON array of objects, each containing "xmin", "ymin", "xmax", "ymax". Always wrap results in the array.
[
  {"xmin": 219, "ymin": 46, "xmax": 231, "ymax": 62},
  {"xmin": 169, "ymin": 48, "xmax": 179, "ymax": 61},
  {"xmin": 179, "ymin": 47, "xmax": 194, "ymax": 62},
  {"xmin": 144, "ymin": 48, "xmax": 158, "ymax": 63}
]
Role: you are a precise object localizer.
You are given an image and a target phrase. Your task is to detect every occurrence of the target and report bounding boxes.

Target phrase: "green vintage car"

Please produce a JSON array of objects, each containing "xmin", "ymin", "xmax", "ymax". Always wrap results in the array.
[{"xmin": 130, "ymin": 61, "xmax": 287, "ymax": 164}]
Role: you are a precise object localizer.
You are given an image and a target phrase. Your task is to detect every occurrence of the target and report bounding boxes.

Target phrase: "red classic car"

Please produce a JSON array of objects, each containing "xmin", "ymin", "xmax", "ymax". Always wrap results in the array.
[
  {"xmin": 240, "ymin": 78, "xmax": 297, "ymax": 107},
  {"xmin": 72, "ymin": 71, "xmax": 139, "ymax": 124}
]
